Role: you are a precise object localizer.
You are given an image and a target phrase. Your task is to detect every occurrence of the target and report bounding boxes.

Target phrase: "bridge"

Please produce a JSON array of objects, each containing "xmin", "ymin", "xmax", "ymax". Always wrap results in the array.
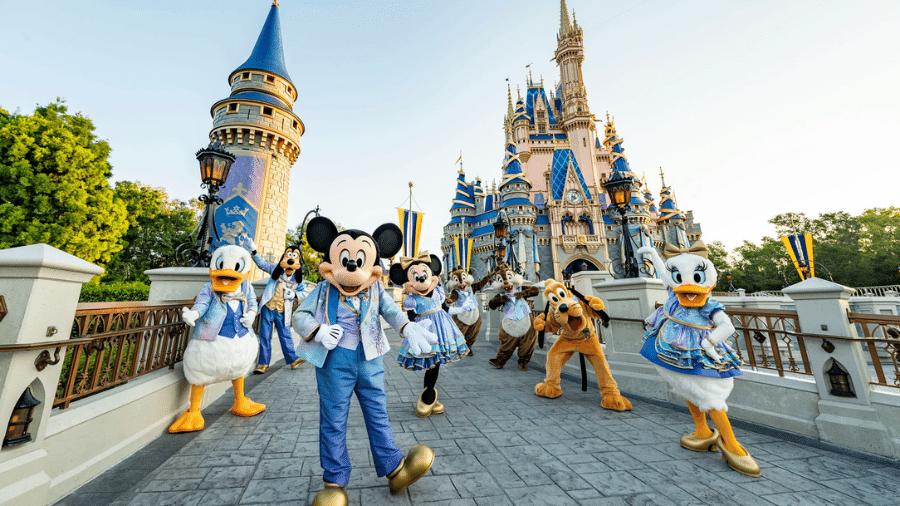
[{"xmin": 0, "ymin": 245, "xmax": 898, "ymax": 505}]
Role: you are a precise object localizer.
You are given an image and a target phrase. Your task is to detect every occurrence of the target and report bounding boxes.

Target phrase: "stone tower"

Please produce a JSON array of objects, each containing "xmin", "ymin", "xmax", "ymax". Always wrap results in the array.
[{"xmin": 208, "ymin": 1, "xmax": 304, "ymax": 262}]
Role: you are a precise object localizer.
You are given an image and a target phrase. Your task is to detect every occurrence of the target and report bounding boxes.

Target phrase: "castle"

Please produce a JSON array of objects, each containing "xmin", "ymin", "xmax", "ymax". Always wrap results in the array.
[
  {"xmin": 209, "ymin": 1, "xmax": 303, "ymax": 262},
  {"xmin": 441, "ymin": 0, "xmax": 702, "ymax": 282}
]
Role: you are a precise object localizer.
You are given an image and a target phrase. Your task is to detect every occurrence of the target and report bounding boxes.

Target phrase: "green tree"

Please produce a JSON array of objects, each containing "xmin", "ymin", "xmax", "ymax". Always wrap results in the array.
[
  {"xmin": 103, "ymin": 181, "xmax": 197, "ymax": 282},
  {"xmin": 0, "ymin": 100, "xmax": 127, "ymax": 263}
]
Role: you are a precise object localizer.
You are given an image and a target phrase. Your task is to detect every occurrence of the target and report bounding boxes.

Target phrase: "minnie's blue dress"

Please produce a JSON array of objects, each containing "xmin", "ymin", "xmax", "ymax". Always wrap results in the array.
[
  {"xmin": 397, "ymin": 285, "xmax": 469, "ymax": 370},
  {"xmin": 640, "ymin": 289, "xmax": 742, "ymax": 378}
]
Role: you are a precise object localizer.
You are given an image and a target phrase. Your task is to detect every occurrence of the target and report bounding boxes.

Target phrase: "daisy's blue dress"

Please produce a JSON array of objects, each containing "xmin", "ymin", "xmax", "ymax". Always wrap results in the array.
[
  {"xmin": 397, "ymin": 285, "xmax": 469, "ymax": 370},
  {"xmin": 640, "ymin": 289, "xmax": 742, "ymax": 378}
]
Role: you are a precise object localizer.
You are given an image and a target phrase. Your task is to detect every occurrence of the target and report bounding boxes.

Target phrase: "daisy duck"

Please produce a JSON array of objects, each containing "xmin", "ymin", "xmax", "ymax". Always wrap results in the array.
[
  {"xmin": 637, "ymin": 241, "xmax": 760, "ymax": 477},
  {"xmin": 292, "ymin": 216, "xmax": 438, "ymax": 506}
]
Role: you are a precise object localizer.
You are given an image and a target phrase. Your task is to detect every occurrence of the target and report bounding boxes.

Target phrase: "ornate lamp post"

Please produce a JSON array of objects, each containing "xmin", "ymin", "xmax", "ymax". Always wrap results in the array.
[
  {"xmin": 603, "ymin": 171, "xmax": 639, "ymax": 278},
  {"xmin": 295, "ymin": 206, "xmax": 320, "ymax": 280},
  {"xmin": 493, "ymin": 211, "xmax": 509, "ymax": 268},
  {"xmin": 180, "ymin": 142, "xmax": 236, "ymax": 267},
  {"xmin": 4, "ymin": 387, "xmax": 41, "ymax": 447}
]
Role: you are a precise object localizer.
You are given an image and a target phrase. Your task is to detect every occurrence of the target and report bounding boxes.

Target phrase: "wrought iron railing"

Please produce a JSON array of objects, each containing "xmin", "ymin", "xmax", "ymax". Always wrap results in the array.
[
  {"xmin": 55, "ymin": 300, "xmax": 193, "ymax": 409},
  {"xmin": 848, "ymin": 312, "xmax": 900, "ymax": 388},
  {"xmin": 850, "ymin": 285, "xmax": 900, "ymax": 297},
  {"xmin": 726, "ymin": 308, "xmax": 811, "ymax": 377}
]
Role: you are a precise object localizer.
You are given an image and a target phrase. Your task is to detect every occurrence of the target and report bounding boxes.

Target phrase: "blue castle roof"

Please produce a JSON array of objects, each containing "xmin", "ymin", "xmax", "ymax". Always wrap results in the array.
[
  {"xmin": 658, "ymin": 186, "xmax": 684, "ymax": 221},
  {"xmin": 525, "ymin": 85, "xmax": 557, "ymax": 126},
  {"xmin": 550, "ymin": 149, "xmax": 592, "ymax": 201},
  {"xmin": 500, "ymin": 144, "xmax": 529, "ymax": 188},
  {"xmin": 451, "ymin": 172, "xmax": 475, "ymax": 210},
  {"xmin": 233, "ymin": 4, "xmax": 293, "ymax": 85}
]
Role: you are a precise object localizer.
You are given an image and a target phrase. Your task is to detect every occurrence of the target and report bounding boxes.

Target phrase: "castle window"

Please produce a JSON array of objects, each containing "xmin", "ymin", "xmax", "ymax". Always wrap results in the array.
[
  {"xmin": 262, "ymin": 107, "xmax": 273, "ymax": 117},
  {"xmin": 287, "ymin": 85, "xmax": 293, "ymax": 94},
  {"xmin": 266, "ymin": 75, "xmax": 275, "ymax": 83},
  {"xmin": 241, "ymin": 72, "xmax": 250, "ymax": 80},
  {"xmin": 228, "ymin": 103, "xmax": 238, "ymax": 113},
  {"xmin": 292, "ymin": 120, "xmax": 298, "ymax": 129},
  {"xmin": 583, "ymin": 138, "xmax": 587, "ymax": 147}
]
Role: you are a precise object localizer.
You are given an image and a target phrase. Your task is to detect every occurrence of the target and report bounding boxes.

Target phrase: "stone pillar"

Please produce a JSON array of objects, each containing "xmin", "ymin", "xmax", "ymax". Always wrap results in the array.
[
  {"xmin": 145, "ymin": 267, "xmax": 209, "ymax": 303},
  {"xmin": 0, "ymin": 244, "xmax": 102, "ymax": 505},
  {"xmin": 783, "ymin": 277, "xmax": 895, "ymax": 457}
]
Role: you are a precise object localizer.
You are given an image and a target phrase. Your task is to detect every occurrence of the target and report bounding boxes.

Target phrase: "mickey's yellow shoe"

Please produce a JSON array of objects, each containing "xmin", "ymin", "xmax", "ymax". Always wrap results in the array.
[{"xmin": 388, "ymin": 445, "xmax": 434, "ymax": 494}]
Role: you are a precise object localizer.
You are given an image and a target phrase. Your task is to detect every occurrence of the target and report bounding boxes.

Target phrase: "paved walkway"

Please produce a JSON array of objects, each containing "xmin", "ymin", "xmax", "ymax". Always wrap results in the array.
[{"xmin": 62, "ymin": 331, "xmax": 899, "ymax": 506}]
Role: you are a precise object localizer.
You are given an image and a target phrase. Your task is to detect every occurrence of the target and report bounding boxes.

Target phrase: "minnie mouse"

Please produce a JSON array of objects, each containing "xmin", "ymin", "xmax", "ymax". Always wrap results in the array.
[
  {"xmin": 389, "ymin": 253, "xmax": 469, "ymax": 418},
  {"xmin": 292, "ymin": 216, "xmax": 438, "ymax": 506}
]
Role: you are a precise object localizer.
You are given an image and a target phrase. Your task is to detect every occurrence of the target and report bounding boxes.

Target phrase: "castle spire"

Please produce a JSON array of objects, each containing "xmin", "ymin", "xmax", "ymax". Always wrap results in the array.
[
  {"xmin": 233, "ymin": 2, "xmax": 292, "ymax": 84},
  {"xmin": 506, "ymin": 80, "xmax": 514, "ymax": 118},
  {"xmin": 559, "ymin": 0, "xmax": 573, "ymax": 38}
]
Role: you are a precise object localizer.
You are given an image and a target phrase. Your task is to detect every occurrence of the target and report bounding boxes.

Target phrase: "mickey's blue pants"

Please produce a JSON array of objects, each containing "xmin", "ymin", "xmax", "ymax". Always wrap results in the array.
[
  {"xmin": 315, "ymin": 344, "xmax": 404, "ymax": 486},
  {"xmin": 258, "ymin": 306, "xmax": 299, "ymax": 365}
]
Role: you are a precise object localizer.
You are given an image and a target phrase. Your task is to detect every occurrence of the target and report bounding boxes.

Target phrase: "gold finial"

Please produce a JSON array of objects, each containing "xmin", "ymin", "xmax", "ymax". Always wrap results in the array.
[
  {"xmin": 273, "ymin": 0, "xmax": 279, "ymax": 6},
  {"xmin": 408, "ymin": 181, "xmax": 414, "ymax": 189},
  {"xmin": 658, "ymin": 166, "xmax": 667, "ymax": 187}
]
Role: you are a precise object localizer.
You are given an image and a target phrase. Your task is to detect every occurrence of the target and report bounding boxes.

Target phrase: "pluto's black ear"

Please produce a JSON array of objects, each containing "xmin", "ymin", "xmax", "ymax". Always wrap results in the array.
[
  {"xmin": 429, "ymin": 254, "xmax": 442, "ymax": 276},
  {"xmin": 373, "ymin": 223, "xmax": 403, "ymax": 258},
  {"xmin": 306, "ymin": 217, "xmax": 338, "ymax": 254},
  {"xmin": 388, "ymin": 263, "xmax": 408, "ymax": 286}
]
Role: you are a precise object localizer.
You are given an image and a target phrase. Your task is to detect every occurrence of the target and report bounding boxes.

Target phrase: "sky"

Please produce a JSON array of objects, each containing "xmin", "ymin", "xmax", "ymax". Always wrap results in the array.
[{"xmin": 1, "ymin": 0, "xmax": 898, "ymax": 253}]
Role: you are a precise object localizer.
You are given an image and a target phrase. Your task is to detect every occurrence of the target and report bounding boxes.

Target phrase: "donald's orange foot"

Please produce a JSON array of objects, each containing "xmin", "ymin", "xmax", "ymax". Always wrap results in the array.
[
  {"xmin": 168, "ymin": 410, "xmax": 205, "ymax": 433},
  {"xmin": 231, "ymin": 396, "xmax": 266, "ymax": 417}
]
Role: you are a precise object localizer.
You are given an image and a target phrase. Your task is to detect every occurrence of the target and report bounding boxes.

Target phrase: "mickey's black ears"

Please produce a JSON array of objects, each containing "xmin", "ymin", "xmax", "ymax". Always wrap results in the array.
[
  {"xmin": 388, "ymin": 263, "xmax": 408, "ymax": 286},
  {"xmin": 429, "ymin": 254, "xmax": 442, "ymax": 276},
  {"xmin": 306, "ymin": 216, "xmax": 338, "ymax": 254},
  {"xmin": 373, "ymin": 223, "xmax": 403, "ymax": 259}
]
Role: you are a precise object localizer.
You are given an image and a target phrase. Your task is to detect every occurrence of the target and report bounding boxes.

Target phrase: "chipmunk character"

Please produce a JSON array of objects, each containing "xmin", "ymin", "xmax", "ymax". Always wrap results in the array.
[
  {"xmin": 474, "ymin": 263, "xmax": 539, "ymax": 371},
  {"xmin": 532, "ymin": 280, "xmax": 632, "ymax": 411},
  {"xmin": 390, "ymin": 253, "xmax": 468, "ymax": 417},
  {"xmin": 292, "ymin": 216, "xmax": 438, "ymax": 506},
  {"xmin": 444, "ymin": 268, "xmax": 482, "ymax": 355},
  {"xmin": 637, "ymin": 242, "xmax": 759, "ymax": 477},
  {"xmin": 245, "ymin": 239, "xmax": 309, "ymax": 374},
  {"xmin": 169, "ymin": 245, "xmax": 265, "ymax": 433}
]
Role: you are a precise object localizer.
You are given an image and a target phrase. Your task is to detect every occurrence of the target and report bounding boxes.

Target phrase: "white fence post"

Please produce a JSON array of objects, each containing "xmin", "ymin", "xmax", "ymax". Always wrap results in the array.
[{"xmin": 0, "ymin": 244, "xmax": 102, "ymax": 505}]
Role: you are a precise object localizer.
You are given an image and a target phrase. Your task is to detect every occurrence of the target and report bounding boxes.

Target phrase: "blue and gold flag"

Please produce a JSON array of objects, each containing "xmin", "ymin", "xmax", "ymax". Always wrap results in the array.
[
  {"xmin": 781, "ymin": 233, "xmax": 815, "ymax": 280},
  {"xmin": 397, "ymin": 208, "xmax": 424, "ymax": 257},
  {"xmin": 453, "ymin": 235, "xmax": 474, "ymax": 272}
]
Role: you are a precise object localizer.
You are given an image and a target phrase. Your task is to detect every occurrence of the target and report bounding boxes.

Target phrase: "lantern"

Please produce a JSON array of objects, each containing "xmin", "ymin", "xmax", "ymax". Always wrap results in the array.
[
  {"xmin": 493, "ymin": 213, "xmax": 509, "ymax": 262},
  {"xmin": 4, "ymin": 387, "xmax": 41, "ymax": 447},
  {"xmin": 825, "ymin": 360, "xmax": 854, "ymax": 398},
  {"xmin": 602, "ymin": 171, "xmax": 635, "ymax": 209},
  {"xmin": 195, "ymin": 141, "xmax": 236, "ymax": 190}
]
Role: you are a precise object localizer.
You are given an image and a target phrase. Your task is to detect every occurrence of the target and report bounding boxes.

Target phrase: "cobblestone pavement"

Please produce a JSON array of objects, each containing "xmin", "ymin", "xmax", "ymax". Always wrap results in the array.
[{"xmin": 62, "ymin": 331, "xmax": 900, "ymax": 506}]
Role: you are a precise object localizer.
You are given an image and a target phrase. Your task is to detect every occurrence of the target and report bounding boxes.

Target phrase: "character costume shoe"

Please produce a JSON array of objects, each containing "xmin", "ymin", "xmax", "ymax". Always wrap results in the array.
[
  {"xmin": 680, "ymin": 428, "xmax": 719, "ymax": 452},
  {"xmin": 312, "ymin": 482, "xmax": 348, "ymax": 506},
  {"xmin": 716, "ymin": 437, "xmax": 761, "ymax": 477},
  {"xmin": 290, "ymin": 358, "xmax": 305, "ymax": 369},
  {"xmin": 253, "ymin": 364, "xmax": 268, "ymax": 375},
  {"xmin": 388, "ymin": 445, "xmax": 435, "ymax": 494},
  {"xmin": 416, "ymin": 390, "xmax": 436, "ymax": 418}
]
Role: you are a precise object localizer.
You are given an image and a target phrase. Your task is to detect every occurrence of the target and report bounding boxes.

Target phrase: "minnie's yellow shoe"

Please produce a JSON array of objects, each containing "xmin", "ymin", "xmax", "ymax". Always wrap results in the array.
[
  {"xmin": 416, "ymin": 390, "xmax": 435, "ymax": 418},
  {"xmin": 388, "ymin": 445, "xmax": 435, "ymax": 494},
  {"xmin": 716, "ymin": 438, "xmax": 761, "ymax": 477},
  {"xmin": 312, "ymin": 482, "xmax": 347, "ymax": 506},
  {"xmin": 680, "ymin": 428, "xmax": 719, "ymax": 452}
]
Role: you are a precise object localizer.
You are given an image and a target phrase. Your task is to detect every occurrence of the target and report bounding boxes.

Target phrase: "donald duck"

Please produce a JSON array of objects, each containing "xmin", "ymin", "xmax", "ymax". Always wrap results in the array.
[
  {"xmin": 168, "ymin": 245, "xmax": 265, "ymax": 433},
  {"xmin": 637, "ymin": 241, "xmax": 760, "ymax": 477}
]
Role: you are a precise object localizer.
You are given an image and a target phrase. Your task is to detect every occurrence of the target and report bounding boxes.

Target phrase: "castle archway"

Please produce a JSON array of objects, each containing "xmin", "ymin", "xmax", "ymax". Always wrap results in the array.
[{"xmin": 562, "ymin": 257, "xmax": 601, "ymax": 279}]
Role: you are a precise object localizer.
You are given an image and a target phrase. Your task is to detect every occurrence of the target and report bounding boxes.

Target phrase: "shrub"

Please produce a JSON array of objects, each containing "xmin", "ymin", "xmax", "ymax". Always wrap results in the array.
[{"xmin": 79, "ymin": 281, "xmax": 149, "ymax": 302}]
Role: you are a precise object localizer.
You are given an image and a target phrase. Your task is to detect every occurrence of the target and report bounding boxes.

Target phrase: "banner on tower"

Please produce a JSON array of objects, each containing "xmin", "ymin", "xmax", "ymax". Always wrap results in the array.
[
  {"xmin": 453, "ymin": 235, "xmax": 474, "ymax": 272},
  {"xmin": 214, "ymin": 156, "xmax": 264, "ymax": 251},
  {"xmin": 397, "ymin": 208, "xmax": 424, "ymax": 257},
  {"xmin": 781, "ymin": 233, "xmax": 815, "ymax": 280}
]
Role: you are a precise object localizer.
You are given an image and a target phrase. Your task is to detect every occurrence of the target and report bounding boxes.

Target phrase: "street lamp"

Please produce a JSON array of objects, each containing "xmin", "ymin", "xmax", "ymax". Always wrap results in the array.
[
  {"xmin": 493, "ymin": 211, "xmax": 509, "ymax": 265},
  {"xmin": 4, "ymin": 387, "xmax": 40, "ymax": 447},
  {"xmin": 602, "ymin": 171, "xmax": 639, "ymax": 278},
  {"xmin": 179, "ymin": 142, "xmax": 236, "ymax": 267}
]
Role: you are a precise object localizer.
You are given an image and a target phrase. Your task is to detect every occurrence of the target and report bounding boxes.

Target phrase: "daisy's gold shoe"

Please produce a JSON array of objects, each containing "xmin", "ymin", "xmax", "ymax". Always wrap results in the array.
[
  {"xmin": 290, "ymin": 358, "xmax": 305, "ymax": 369},
  {"xmin": 680, "ymin": 428, "xmax": 719, "ymax": 452},
  {"xmin": 416, "ymin": 390, "xmax": 435, "ymax": 417},
  {"xmin": 388, "ymin": 445, "xmax": 435, "ymax": 494},
  {"xmin": 313, "ymin": 482, "xmax": 347, "ymax": 506},
  {"xmin": 716, "ymin": 438, "xmax": 761, "ymax": 477}
]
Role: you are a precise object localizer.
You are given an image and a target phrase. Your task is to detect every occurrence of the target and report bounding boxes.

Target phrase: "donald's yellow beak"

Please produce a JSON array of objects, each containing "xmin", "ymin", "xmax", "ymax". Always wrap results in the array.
[
  {"xmin": 673, "ymin": 284, "xmax": 710, "ymax": 308},
  {"xmin": 210, "ymin": 269, "xmax": 245, "ymax": 293}
]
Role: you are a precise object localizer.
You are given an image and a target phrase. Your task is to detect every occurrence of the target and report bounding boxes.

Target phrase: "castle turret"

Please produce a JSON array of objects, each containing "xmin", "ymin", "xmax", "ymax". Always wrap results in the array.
[
  {"xmin": 656, "ymin": 167, "xmax": 689, "ymax": 247},
  {"xmin": 209, "ymin": 1, "xmax": 303, "ymax": 262}
]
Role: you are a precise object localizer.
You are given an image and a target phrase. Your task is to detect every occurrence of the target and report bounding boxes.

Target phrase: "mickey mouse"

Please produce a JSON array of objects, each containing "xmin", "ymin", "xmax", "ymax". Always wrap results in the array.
[
  {"xmin": 292, "ymin": 216, "xmax": 437, "ymax": 506},
  {"xmin": 390, "ymin": 252, "xmax": 468, "ymax": 418}
]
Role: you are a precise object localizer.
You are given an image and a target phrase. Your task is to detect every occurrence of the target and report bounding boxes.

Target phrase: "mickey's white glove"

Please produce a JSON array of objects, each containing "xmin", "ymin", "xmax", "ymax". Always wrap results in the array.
[
  {"xmin": 315, "ymin": 324, "xmax": 344, "ymax": 350},
  {"xmin": 182, "ymin": 308, "xmax": 200, "ymax": 327},
  {"xmin": 403, "ymin": 321, "xmax": 439, "ymax": 356},
  {"xmin": 240, "ymin": 310, "xmax": 257, "ymax": 328}
]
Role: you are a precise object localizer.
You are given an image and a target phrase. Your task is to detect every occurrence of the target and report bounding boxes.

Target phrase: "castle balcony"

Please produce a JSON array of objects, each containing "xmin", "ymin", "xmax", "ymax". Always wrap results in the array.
[{"xmin": 560, "ymin": 234, "xmax": 603, "ymax": 253}]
